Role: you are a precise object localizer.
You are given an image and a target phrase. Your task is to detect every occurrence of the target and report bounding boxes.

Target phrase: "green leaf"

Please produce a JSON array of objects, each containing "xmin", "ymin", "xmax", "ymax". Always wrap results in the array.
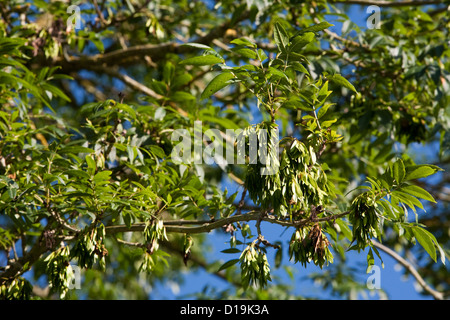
[
  {"xmin": 405, "ymin": 165, "xmax": 442, "ymax": 180},
  {"xmin": 180, "ymin": 43, "xmax": 214, "ymax": 51},
  {"xmin": 8, "ymin": 186, "xmax": 17, "ymax": 199},
  {"xmin": 392, "ymin": 159, "xmax": 405, "ymax": 184},
  {"xmin": 412, "ymin": 226, "xmax": 437, "ymax": 262},
  {"xmin": 59, "ymin": 146, "xmax": 95, "ymax": 154},
  {"xmin": 317, "ymin": 103, "xmax": 335, "ymax": 119},
  {"xmin": 291, "ymin": 21, "xmax": 334, "ymax": 38},
  {"xmin": 273, "ymin": 22, "xmax": 289, "ymax": 52},
  {"xmin": 371, "ymin": 245, "xmax": 384, "ymax": 268},
  {"xmin": 231, "ymin": 47, "xmax": 258, "ymax": 59},
  {"xmin": 321, "ymin": 119, "xmax": 337, "ymax": 128},
  {"xmin": 290, "ymin": 61, "xmax": 310, "ymax": 75},
  {"xmin": 200, "ymin": 115, "xmax": 241, "ymax": 130},
  {"xmin": 366, "ymin": 177, "xmax": 382, "ymax": 192},
  {"xmin": 148, "ymin": 145, "xmax": 166, "ymax": 158},
  {"xmin": 65, "ymin": 169, "xmax": 90, "ymax": 180},
  {"xmin": 366, "ymin": 248, "xmax": 375, "ymax": 272},
  {"xmin": 85, "ymin": 155, "xmax": 96, "ymax": 175},
  {"xmin": 217, "ymin": 258, "xmax": 240, "ymax": 272},
  {"xmin": 274, "ymin": 246, "xmax": 282, "ymax": 268},
  {"xmin": 221, "ymin": 248, "xmax": 241, "ymax": 254},
  {"xmin": 335, "ymin": 219, "xmax": 353, "ymax": 241},
  {"xmin": 116, "ymin": 103, "xmax": 137, "ymax": 120},
  {"xmin": 127, "ymin": 145, "xmax": 136, "ymax": 162},
  {"xmin": 179, "ymin": 55, "xmax": 223, "ymax": 66},
  {"xmin": 400, "ymin": 185, "xmax": 436, "ymax": 203},
  {"xmin": 171, "ymin": 73, "xmax": 193, "ymax": 89},
  {"xmin": 257, "ymin": 48, "xmax": 268, "ymax": 62},
  {"xmin": 391, "ymin": 190, "xmax": 424, "ymax": 212},
  {"xmin": 170, "ymin": 91, "xmax": 195, "ymax": 102},
  {"xmin": 88, "ymin": 32, "xmax": 104, "ymax": 53},
  {"xmin": 40, "ymin": 82, "xmax": 71, "ymax": 102},
  {"xmin": 290, "ymin": 32, "xmax": 315, "ymax": 52},
  {"xmin": 268, "ymin": 67, "xmax": 289, "ymax": 81},
  {"xmin": 426, "ymin": 233, "xmax": 446, "ymax": 265},
  {"xmin": 93, "ymin": 170, "xmax": 112, "ymax": 183},
  {"xmin": 317, "ymin": 80, "xmax": 330, "ymax": 99},
  {"xmin": 327, "ymin": 73, "xmax": 357, "ymax": 93},
  {"xmin": 162, "ymin": 61, "xmax": 175, "ymax": 84},
  {"xmin": 230, "ymin": 37, "xmax": 257, "ymax": 48},
  {"xmin": 201, "ymin": 72, "xmax": 236, "ymax": 100},
  {"xmin": 123, "ymin": 211, "xmax": 132, "ymax": 229}
]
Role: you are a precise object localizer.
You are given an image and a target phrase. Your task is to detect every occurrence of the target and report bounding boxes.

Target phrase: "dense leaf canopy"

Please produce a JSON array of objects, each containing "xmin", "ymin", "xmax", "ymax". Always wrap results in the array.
[{"xmin": 0, "ymin": 0, "xmax": 449, "ymax": 300}]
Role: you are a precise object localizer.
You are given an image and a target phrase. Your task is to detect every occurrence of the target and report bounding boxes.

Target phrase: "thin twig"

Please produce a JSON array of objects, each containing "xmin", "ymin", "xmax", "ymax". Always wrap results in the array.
[
  {"xmin": 370, "ymin": 239, "xmax": 444, "ymax": 300},
  {"xmin": 46, "ymin": 204, "xmax": 80, "ymax": 234},
  {"xmin": 115, "ymin": 238, "xmax": 145, "ymax": 248},
  {"xmin": 92, "ymin": 0, "xmax": 107, "ymax": 26},
  {"xmin": 98, "ymin": 67, "xmax": 163, "ymax": 100},
  {"xmin": 236, "ymin": 188, "xmax": 247, "ymax": 215}
]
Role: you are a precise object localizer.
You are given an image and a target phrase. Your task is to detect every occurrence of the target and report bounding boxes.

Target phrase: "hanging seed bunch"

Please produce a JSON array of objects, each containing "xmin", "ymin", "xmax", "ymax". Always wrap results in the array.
[
  {"xmin": 289, "ymin": 224, "xmax": 333, "ymax": 269},
  {"xmin": 71, "ymin": 224, "xmax": 108, "ymax": 270},
  {"xmin": 243, "ymin": 122, "xmax": 282, "ymax": 213},
  {"xmin": 44, "ymin": 245, "xmax": 74, "ymax": 299},
  {"xmin": 0, "ymin": 277, "xmax": 33, "ymax": 300},
  {"xmin": 138, "ymin": 219, "xmax": 169, "ymax": 273},
  {"xmin": 144, "ymin": 218, "xmax": 168, "ymax": 254},
  {"xmin": 348, "ymin": 192, "xmax": 381, "ymax": 250},
  {"xmin": 244, "ymin": 126, "xmax": 335, "ymax": 219},
  {"xmin": 239, "ymin": 243, "xmax": 272, "ymax": 289},
  {"xmin": 278, "ymin": 139, "xmax": 334, "ymax": 218}
]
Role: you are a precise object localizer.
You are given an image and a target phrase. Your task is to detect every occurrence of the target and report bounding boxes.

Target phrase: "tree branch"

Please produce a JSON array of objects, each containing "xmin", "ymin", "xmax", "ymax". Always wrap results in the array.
[
  {"xmin": 96, "ymin": 67, "xmax": 164, "ymax": 100},
  {"xmin": 0, "ymin": 235, "xmax": 49, "ymax": 285},
  {"xmin": 104, "ymin": 210, "xmax": 351, "ymax": 235},
  {"xmin": 370, "ymin": 240, "xmax": 444, "ymax": 300},
  {"xmin": 57, "ymin": 10, "xmax": 250, "ymax": 71}
]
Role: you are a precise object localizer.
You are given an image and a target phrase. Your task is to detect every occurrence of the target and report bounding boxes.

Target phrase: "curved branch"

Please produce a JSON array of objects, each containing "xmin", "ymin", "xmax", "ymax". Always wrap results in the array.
[
  {"xmin": 370, "ymin": 240, "xmax": 444, "ymax": 300},
  {"xmin": 57, "ymin": 11, "xmax": 250, "ymax": 72},
  {"xmin": 104, "ymin": 210, "xmax": 351, "ymax": 235}
]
